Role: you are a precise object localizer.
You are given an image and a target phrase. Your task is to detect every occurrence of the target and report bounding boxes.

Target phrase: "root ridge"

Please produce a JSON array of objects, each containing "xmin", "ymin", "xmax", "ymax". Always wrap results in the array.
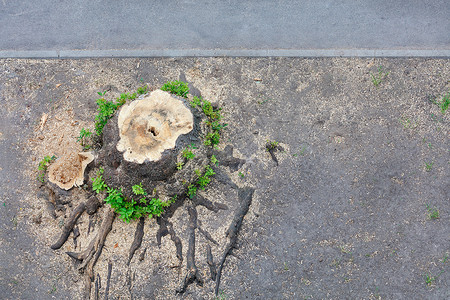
[
  {"xmin": 194, "ymin": 194, "xmax": 228, "ymax": 213},
  {"xmin": 215, "ymin": 187, "xmax": 254, "ymax": 296},
  {"xmin": 177, "ymin": 206, "xmax": 203, "ymax": 294},
  {"xmin": 127, "ymin": 217, "xmax": 145, "ymax": 265},
  {"xmin": 66, "ymin": 208, "xmax": 115, "ymax": 299},
  {"xmin": 51, "ymin": 202, "xmax": 86, "ymax": 250}
]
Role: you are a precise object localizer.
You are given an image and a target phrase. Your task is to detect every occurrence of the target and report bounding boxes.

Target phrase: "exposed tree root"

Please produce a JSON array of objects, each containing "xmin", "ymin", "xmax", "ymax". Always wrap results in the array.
[
  {"xmin": 194, "ymin": 194, "xmax": 228, "ymax": 213},
  {"xmin": 73, "ymin": 226, "xmax": 80, "ymax": 248},
  {"xmin": 83, "ymin": 274, "xmax": 91, "ymax": 300},
  {"xmin": 51, "ymin": 202, "xmax": 86, "ymax": 250},
  {"xmin": 47, "ymin": 185, "xmax": 57, "ymax": 205},
  {"xmin": 213, "ymin": 145, "xmax": 245, "ymax": 171},
  {"xmin": 139, "ymin": 248, "xmax": 147, "ymax": 262},
  {"xmin": 125, "ymin": 269, "xmax": 135, "ymax": 300},
  {"xmin": 104, "ymin": 261, "xmax": 112, "ymax": 300},
  {"xmin": 167, "ymin": 221, "xmax": 183, "ymax": 265},
  {"xmin": 127, "ymin": 217, "xmax": 145, "ymax": 265},
  {"xmin": 215, "ymin": 187, "xmax": 254, "ymax": 296},
  {"xmin": 213, "ymin": 168, "xmax": 238, "ymax": 189},
  {"xmin": 177, "ymin": 206, "xmax": 203, "ymax": 294},
  {"xmin": 197, "ymin": 220, "xmax": 219, "ymax": 246},
  {"xmin": 66, "ymin": 207, "xmax": 115, "ymax": 299},
  {"xmin": 160, "ymin": 194, "xmax": 186, "ymax": 218},
  {"xmin": 94, "ymin": 274, "xmax": 100, "ymax": 300},
  {"xmin": 156, "ymin": 217, "xmax": 183, "ymax": 265},
  {"xmin": 45, "ymin": 201, "xmax": 57, "ymax": 219},
  {"xmin": 266, "ymin": 144, "xmax": 283, "ymax": 166},
  {"xmin": 206, "ymin": 244, "xmax": 217, "ymax": 281},
  {"xmin": 156, "ymin": 218, "xmax": 168, "ymax": 246},
  {"xmin": 87, "ymin": 216, "xmax": 95, "ymax": 235},
  {"xmin": 46, "ymin": 186, "xmax": 67, "ymax": 217},
  {"xmin": 86, "ymin": 193, "xmax": 102, "ymax": 215},
  {"xmin": 213, "ymin": 202, "xmax": 229, "ymax": 211},
  {"xmin": 268, "ymin": 147, "xmax": 279, "ymax": 165},
  {"xmin": 85, "ymin": 209, "xmax": 115, "ymax": 280},
  {"xmin": 47, "ymin": 182, "xmax": 71, "ymax": 205}
]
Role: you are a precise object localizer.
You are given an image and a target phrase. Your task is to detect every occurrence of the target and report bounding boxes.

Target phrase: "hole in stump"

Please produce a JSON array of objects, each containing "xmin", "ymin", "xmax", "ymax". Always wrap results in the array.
[{"xmin": 148, "ymin": 126, "xmax": 159, "ymax": 136}]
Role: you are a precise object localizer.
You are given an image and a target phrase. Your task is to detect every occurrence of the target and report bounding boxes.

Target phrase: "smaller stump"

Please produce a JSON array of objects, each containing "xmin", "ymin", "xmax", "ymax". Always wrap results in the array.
[{"xmin": 48, "ymin": 152, "xmax": 94, "ymax": 190}]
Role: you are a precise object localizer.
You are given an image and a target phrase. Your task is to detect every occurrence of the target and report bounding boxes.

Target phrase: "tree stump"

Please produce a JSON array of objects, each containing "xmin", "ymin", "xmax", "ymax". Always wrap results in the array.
[
  {"xmin": 44, "ymin": 86, "xmax": 252, "ymax": 298},
  {"xmin": 97, "ymin": 89, "xmax": 209, "ymax": 199}
]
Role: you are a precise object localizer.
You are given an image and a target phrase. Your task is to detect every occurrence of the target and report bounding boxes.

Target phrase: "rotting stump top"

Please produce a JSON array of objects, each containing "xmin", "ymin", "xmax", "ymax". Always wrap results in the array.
[{"xmin": 117, "ymin": 90, "xmax": 194, "ymax": 164}]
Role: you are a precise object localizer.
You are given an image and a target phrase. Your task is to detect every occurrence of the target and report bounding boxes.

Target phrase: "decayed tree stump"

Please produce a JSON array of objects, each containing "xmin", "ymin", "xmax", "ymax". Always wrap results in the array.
[
  {"xmin": 98, "ymin": 89, "xmax": 208, "ymax": 199},
  {"xmin": 46, "ymin": 88, "xmax": 253, "ymax": 298}
]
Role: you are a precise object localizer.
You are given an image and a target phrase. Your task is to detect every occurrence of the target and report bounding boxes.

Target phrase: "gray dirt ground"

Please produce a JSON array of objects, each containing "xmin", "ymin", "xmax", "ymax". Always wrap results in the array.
[{"xmin": 0, "ymin": 58, "xmax": 449, "ymax": 299}]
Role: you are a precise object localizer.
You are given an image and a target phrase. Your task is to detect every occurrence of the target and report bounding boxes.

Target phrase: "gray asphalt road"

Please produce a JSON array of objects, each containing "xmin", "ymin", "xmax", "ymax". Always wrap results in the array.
[{"xmin": 1, "ymin": 0, "xmax": 449, "ymax": 57}]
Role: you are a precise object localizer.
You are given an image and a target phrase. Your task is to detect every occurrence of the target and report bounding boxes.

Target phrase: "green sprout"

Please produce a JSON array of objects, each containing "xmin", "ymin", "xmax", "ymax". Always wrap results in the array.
[
  {"xmin": 37, "ymin": 155, "xmax": 56, "ymax": 182},
  {"xmin": 77, "ymin": 128, "xmax": 92, "ymax": 143},
  {"xmin": 190, "ymin": 96, "xmax": 202, "ymax": 108},
  {"xmin": 92, "ymin": 167, "xmax": 107, "ymax": 193},
  {"xmin": 132, "ymin": 183, "xmax": 147, "ymax": 196},
  {"xmin": 77, "ymin": 128, "xmax": 92, "ymax": 149},
  {"xmin": 426, "ymin": 204, "xmax": 440, "ymax": 220},
  {"xmin": 187, "ymin": 184, "xmax": 197, "ymax": 199},
  {"xmin": 440, "ymin": 92, "xmax": 450, "ymax": 113},
  {"xmin": 94, "ymin": 91, "xmax": 139, "ymax": 136},
  {"xmin": 137, "ymin": 85, "xmax": 148, "ymax": 95},
  {"xmin": 93, "ymin": 170, "xmax": 174, "ymax": 223},
  {"xmin": 182, "ymin": 148, "xmax": 195, "ymax": 160},
  {"xmin": 161, "ymin": 80, "xmax": 189, "ymax": 98},
  {"xmin": 266, "ymin": 140, "xmax": 279, "ymax": 151},
  {"xmin": 210, "ymin": 155, "xmax": 218, "ymax": 165},
  {"xmin": 204, "ymin": 132, "xmax": 220, "ymax": 146},
  {"xmin": 370, "ymin": 66, "xmax": 390, "ymax": 87}
]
